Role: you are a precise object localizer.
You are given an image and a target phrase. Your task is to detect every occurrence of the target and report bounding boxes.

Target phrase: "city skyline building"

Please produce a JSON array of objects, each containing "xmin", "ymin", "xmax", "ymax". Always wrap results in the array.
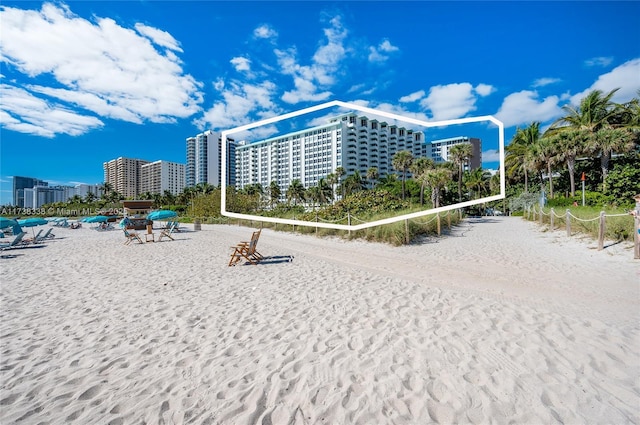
[
  {"xmin": 12, "ymin": 176, "xmax": 48, "ymax": 207},
  {"xmin": 430, "ymin": 136, "xmax": 482, "ymax": 170},
  {"xmin": 23, "ymin": 185, "xmax": 74, "ymax": 209},
  {"xmin": 140, "ymin": 160, "xmax": 186, "ymax": 196},
  {"xmin": 186, "ymin": 130, "xmax": 236, "ymax": 188},
  {"xmin": 103, "ymin": 157, "xmax": 150, "ymax": 199}
]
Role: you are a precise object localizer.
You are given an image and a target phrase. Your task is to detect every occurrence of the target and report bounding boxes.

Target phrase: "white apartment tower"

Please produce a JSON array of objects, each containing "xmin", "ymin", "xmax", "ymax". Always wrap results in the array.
[
  {"xmin": 186, "ymin": 130, "xmax": 236, "ymax": 188},
  {"xmin": 140, "ymin": 160, "xmax": 186, "ymax": 196},
  {"xmin": 103, "ymin": 157, "xmax": 150, "ymax": 199},
  {"xmin": 235, "ymin": 113, "xmax": 426, "ymax": 196},
  {"xmin": 430, "ymin": 136, "xmax": 482, "ymax": 170}
]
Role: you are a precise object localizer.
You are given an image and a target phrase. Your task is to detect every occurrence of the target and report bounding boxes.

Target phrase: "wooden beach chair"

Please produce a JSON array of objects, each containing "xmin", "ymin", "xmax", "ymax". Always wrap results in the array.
[
  {"xmin": 123, "ymin": 229, "xmax": 143, "ymax": 245},
  {"xmin": 158, "ymin": 222, "xmax": 177, "ymax": 241},
  {"xmin": 228, "ymin": 229, "xmax": 264, "ymax": 266}
]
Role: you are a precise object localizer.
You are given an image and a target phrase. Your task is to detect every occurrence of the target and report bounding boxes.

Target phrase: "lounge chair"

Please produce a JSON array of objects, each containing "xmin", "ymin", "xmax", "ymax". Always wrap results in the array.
[
  {"xmin": 34, "ymin": 228, "xmax": 54, "ymax": 242},
  {"xmin": 123, "ymin": 229, "xmax": 143, "ymax": 245},
  {"xmin": 158, "ymin": 222, "xmax": 177, "ymax": 241},
  {"xmin": 0, "ymin": 232, "xmax": 28, "ymax": 250},
  {"xmin": 229, "ymin": 229, "xmax": 264, "ymax": 266}
]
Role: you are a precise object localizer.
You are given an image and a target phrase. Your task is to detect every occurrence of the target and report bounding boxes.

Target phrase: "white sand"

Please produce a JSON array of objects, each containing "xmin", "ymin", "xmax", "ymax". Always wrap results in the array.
[{"xmin": 0, "ymin": 217, "xmax": 638, "ymax": 424}]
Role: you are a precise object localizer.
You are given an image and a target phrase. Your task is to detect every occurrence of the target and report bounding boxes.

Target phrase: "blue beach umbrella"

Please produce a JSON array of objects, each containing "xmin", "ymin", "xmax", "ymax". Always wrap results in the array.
[
  {"xmin": 147, "ymin": 210, "xmax": 177, "ymax": 221},
  {"xmin": 0, "ymin": 217, "xmax": 18, "ymax": 229},
  {"xmin": 83, "ymin": 215, "xmax": 109, "ymax": 223},
  {"xmin": 0, "ymin": 217, "xmax": 21, "ymax": 237},
  {"xmin": 18, "ymin": 217, "xmax": 48, "ymax": 238},
  {"xmin": 18, "ymin": 217, "xmax": 48, "ymax": 227}
]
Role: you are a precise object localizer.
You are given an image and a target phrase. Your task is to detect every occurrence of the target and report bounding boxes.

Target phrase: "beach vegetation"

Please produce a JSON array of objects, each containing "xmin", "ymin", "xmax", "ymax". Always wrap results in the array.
[{"xmin": 505, "ymin": 88, "xmax": 639, "ymax": 211}]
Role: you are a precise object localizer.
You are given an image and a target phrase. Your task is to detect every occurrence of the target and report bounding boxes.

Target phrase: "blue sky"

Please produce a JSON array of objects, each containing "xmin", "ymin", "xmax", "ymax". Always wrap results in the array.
[{"xmin": 1, "ymin": 1, "xmax": 639, "ymax": 206}]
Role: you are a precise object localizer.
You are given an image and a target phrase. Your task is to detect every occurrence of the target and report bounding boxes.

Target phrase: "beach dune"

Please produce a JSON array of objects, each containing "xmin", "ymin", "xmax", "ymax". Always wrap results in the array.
[{"xmin": 1, "ymin": 217, "xmax": 638, "ymax": 424}]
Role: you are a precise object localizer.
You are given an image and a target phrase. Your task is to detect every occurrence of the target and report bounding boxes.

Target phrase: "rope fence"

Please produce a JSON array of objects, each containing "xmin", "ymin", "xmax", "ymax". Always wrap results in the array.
[{"xmin": 527, "ymin": 205, "xmax": 640, "ymax": 259}]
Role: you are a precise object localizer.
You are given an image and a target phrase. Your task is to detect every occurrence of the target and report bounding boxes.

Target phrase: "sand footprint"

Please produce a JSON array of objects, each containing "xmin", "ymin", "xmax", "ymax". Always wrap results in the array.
[{"xmin": 77, "ymin": 384, "xmax": 102, "ymax": 401}]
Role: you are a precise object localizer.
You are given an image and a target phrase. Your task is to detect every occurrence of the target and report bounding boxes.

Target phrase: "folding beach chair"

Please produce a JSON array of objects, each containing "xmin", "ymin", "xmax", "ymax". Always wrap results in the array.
[
  {"xmin": 158, "ymin": 222, "xmax": 177, "ymax": 241},
  {"xmin": 0, "ymin": 232, "xmax": 28, "ymax": 250},
  {"xmin": 123, "ymin": 229, "xmax": 143, "ymax": 245},
  {"xmin": 229, "ymin": 229, "xmax": 264, "ymax": 266}
]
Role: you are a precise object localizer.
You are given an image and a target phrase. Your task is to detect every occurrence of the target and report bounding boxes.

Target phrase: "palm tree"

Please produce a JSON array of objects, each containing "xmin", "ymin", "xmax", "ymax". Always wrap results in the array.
[
  {"xmin": 422, "ymin": 167, "xmax": 452, "ymax": 208},
  {"xmin": 334, "ymin": 167, "xmax": 346, "ymax": 200},
  {"xmin": 532, "ymin": 136, "xmax": 559, "ymax": 199},
  {"xmin": 377, "ymin": 173, "xmax": 398, "ymax": 192},
  {"xmin": 306, "ymin": 186, "xmax": 321, "ymax": 210},
  {"xmin": 448, "ymin": 143, "xmax": 473, "ymax": 201},
  {"xmin": 318, "ymin": 177, "xmax": 332, "ymax": 205},
  {"xmin": 286, "ymin": 179, "xmax": 305, "ymax": 206},
  {"xmin": 505, "ymin": 123, "xmax": 541, "ymax": 193},
  {"xmin": 268, "ymin": 181, "xmax": 281, "ymax": 208},
  {"xmin": 84, "ymin": 192, "xmax": 96, "ymax": 204},
  {"xmin": 162, "ymin": 190, "xmax": 176, "ymax": 205},
  {"xmin": 100, "ymin": 182, "xmax": 113, "ymax": 199},
  {"xmin": 551, "ymin": 88, "xmax": 627, "ymax": 189},
  {"xmin": 366, "ymin": 167, "xmax": 379, "ymax": 190},
  {"xmin": 464, "ymin": 167, "xmax": 491, "ymax": 200},
  {"xmin": 410, "ymin": 157, "xmax": 435, "ymax": 205},
  {"xmin": 194, "ymin": 182, "xmax": 216, "ymax": 195},
  {"xmin": 546, "ymin": 128, "xmax": 587, "ymax": 197},
  {"xmin": 342, "ymin": 170, "xmax": 365, "ymax": 196},
  {"xmin": 591, "ymin": 127, "xmax": 636, "ymax": 191},
  {"xmin": 67, "ymin": 194, "xmax": 83, "ymax": 205},
  {"xmin": 392, "ymin": 150, "xmax": 414, "ymax": 200}
]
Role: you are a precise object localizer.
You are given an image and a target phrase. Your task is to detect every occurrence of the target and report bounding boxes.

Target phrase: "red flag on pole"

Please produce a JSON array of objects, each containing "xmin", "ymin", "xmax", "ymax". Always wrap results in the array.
[{"xmin": 581, "ymin": 172, "xmax": 586, "ymax": 181}]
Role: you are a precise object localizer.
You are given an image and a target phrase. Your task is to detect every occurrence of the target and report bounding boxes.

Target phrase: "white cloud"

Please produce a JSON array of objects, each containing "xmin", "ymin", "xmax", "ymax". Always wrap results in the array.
[
  {"xmin": 230, "ymin": 57, "xmax": 251, "ymax": 73},
  {"xmin": 0, "ymin": 84, "xmax": 103, "ymax": 137},
  {"xmin": 532, "ymin": 77, "xmax": 561, "ymax": 88},
  {"xmin": 399, "ymin": 90, "xmax": 425, "ymax": 103},
  {"xmin": 482, "ymin": 149, "xmax": 501, "ymax": 163},
  {"xmin": 277, "ymin": 15, "xmax": 347, "ymax": 104},
  {"xmin": 134, "ymin": 23, "xmax": 183, "ymax": 52},
  {"xmin": 254, "ymin": 24, "xmax": 278, "ymax": 40},
  {"xmin": 0, "ymin": 2, "xmax": 203, "ymax": 136},
  {"xmin": 195, "ymin": 80, "xmax": 281, "ymax": 130},
  {"xmin": 368, "ymin": 39, "xmax": 399, "ymax": 63},
  {"xmin": 420, "ymin": 83, "xmax": 484, "ymax": 121},
  {"xmin": 348, "ymin": 99, "xmax": 431, "ymax": 124},
  {"xmin": 495, "ymin": 90, "xmax": 563, "ymax": 128},
  {"xmin": 584, "ymin": 56, "xmax": 613, "ymax": 67},
  {"xmin": 475, "ymin": 83, "xmax": 495, "ymax": 97},
  {"xmin": 570, "ymin": 58, "xmax": 640, "ymax": 105}
]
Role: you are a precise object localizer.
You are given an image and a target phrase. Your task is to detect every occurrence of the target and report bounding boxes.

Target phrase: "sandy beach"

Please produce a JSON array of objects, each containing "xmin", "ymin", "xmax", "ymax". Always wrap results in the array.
[{"xmin": 1, "ymin": 216, "xmax": 638, "ymax": 424}]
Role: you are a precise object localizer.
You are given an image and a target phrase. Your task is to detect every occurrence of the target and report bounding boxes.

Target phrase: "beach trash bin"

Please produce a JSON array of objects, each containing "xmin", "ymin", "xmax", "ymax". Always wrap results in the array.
[{"xmin": 194, "ymin": 219, "xmax": 201, "ymax": 231}]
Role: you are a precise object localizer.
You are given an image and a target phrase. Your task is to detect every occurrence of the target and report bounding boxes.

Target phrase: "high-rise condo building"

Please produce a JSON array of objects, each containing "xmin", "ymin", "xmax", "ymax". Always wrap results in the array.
[
  {"xmin": 186, "ymin": 130, "xmax": 236, "ymax": 188},
  {"xmin": 235, "ymin": 112, "xmax": 427, "ymax": 196},
  {"xmin": 23, "ymin": 185, "xmax": 74, "ymax": 208},
  {"xmin": 429, "ymin": 136, "xmax": 482, "ymax": 171},
  {"xmin": 13, "ymin": 176, "xmax": 47, "ymax": 207},
  {"xmin": 235, "ymin": 113, "xmax": 483, "ymax": 200},
  {"xmin": 103, "ymin": 157, "xmax": 150, "ymax": 199},
  {"xmin": 140, "ymin": 160, "xmax": 186, "ymax": 196}
]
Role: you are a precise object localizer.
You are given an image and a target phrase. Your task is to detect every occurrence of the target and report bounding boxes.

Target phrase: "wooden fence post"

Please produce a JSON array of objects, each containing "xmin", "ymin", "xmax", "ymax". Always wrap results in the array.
[
  {"xmin": 598, "ymin": 211, "xmax": 605, "ymax": 251},
  {"xmin": 315, "ymin": 213, "xmax": 318, "ymax": 236},
  {"xmin": 348, "ymin": 212, "xmax": 351, "ymax": 237},
  {"xmin": 539, "ymin": 207, "xmax": 543, "ymax": 225},
  {"xmin": 634, "ymin": 216, "xmax": 639, "ymax": 260},
  {"xmin": 565, "ymin": 209, "xmax": 571, "ymax": 237},
  {"xmin": 437, "ymin": 213, "xmax": 441, "ymax": 236},
  {"xmin": 405, "ymin": 219, "xmax": 409, "ymax": 245},
  {"xmin": 550, "ymin": 208, "xmax": 555, "ymax": 230}
]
